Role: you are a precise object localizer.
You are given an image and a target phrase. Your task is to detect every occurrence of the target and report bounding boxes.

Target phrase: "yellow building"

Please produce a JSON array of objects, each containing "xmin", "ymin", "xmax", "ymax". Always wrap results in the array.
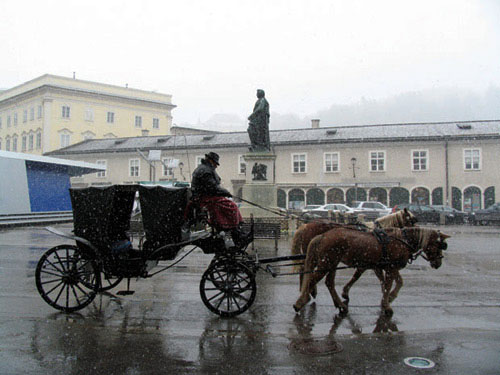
[{"xmin": 0, "ymin": 74, "xmax": 175, "ymax": 155}]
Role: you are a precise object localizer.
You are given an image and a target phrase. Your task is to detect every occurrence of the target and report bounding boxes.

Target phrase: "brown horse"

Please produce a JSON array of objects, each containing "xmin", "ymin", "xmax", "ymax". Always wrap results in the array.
[
  {"xmin": 293, "ymin": 227, "xmax": 449, "ymax": 316},
  {"xmin": 291, "ymin": 209, "xmax": 417, "ymax": 300}
]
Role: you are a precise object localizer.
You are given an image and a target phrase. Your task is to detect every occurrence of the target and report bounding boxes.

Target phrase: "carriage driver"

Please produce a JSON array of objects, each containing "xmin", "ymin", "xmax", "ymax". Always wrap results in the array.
[{"xmin": 190, "ymin": 151, "xmax": 252, "ymax": 249}]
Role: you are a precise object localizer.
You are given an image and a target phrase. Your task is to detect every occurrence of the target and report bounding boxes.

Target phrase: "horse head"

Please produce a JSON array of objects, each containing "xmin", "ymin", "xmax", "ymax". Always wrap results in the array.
[
  {"xmin": 421, "ymin": 230, "xmax": 450, "ymax": 269},
  {"xmin": 402, "ymin": 208, "xmax": 418, "ymax": 226}
]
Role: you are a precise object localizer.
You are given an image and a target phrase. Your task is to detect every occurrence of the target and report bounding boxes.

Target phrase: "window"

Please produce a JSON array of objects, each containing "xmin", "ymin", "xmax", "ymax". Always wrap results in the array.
[
  {"xmin": 162, "ymin": 158, "xmax": 174, "ymax": 177},
  {"xmin": 412, "ymin": 150, "xmax": 428, "ymax": 171},
  {"xmin": 129, "ymin": 159, "xmax": 140, "ymax": 177},
  {"xmin": 135, "ymin": 116, "xmax": 142, "ymax": 128},
  {"xmin": 6, "ymin": 137, "xmax": 10, "ymax": 151},
  {"xmin": 12, "ymin": 136, "xmax": 18, "ymax": 152},
  {"xmin": 370, "ymin": 151, "xmax": 385, "ymax": 171},
  {"xmin": 28, "ymin": 134, "xmax": 34, "ymax": 150},
  {"xmin": 82, "ymin": 132, "xmax": 95, "ymax": 140},
  {"xmin": 153, "ymin": 118, "xmax": 159, "ymax": 129},
  {"xmin": 14, "ymin": 113, "xmax": 18, "ymax": 126},
  {"xmin": 37, "ymin": 105, "xmax": 42, "ymax": 119},
  {"xmin": 7, "ymin": 115, "xmax": 11, "ymax": 127},
  {"xmin": 107, "ymin": 112, "xmax": 114, "ymax": 123},
  {"xmin": 36, "ymin": 131, "xmax": 42, "ymax": 149},
  {"xmin": 22, "ymin": 135, "xmax": 27, "ymax": 151},
  {"xmin": 23, "ymin": 110, "xmax": 27, "ymax": 123},
  {"xmin": 0, "ymin": 138, "xmax": 2, "ymax": 150},
  {"xmin": 96, "ymin": 160, "xmax": 107, "ymax": 178},
  {"xmin": 324, "ymin": 152, "xmax": 339, "ymax": 172},
  {"xmin": 0, "ymin": 116, "xmax": 2, "ymax": 128},
  {"xmin": 30, "ymin": 107, "xmax": 34, "ymax": 121},
  {"xmin": 60, "ymin": 133, "xmax": 70, "ymax": 147},
  {"xmin": 292, "ymin": 153, "xmax": 307, "ymax": 173},
  {"xmin": 238, "ymin": 155, "xmax": 246, "ymax": 174},
  {"xmin": 62, "ymin": 106, "xmax": 70, "ymax": 118},
  {"xmin": 84, "ymin": 108, "xmax": 94, "ymax": 121},
  {"xmin": 464, "ymin": 148, "xmax": 481, "ymax": 170}
]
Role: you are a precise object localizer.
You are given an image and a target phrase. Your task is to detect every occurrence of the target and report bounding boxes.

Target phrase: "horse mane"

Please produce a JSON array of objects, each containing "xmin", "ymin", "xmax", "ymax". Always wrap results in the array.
[
  {"xmin": 402, "ymin": 227, "xmax": 433, "ymax": 249},
  {"xmin": 374, "ymin": 210, "xmax": 405, "ymax": 228}
]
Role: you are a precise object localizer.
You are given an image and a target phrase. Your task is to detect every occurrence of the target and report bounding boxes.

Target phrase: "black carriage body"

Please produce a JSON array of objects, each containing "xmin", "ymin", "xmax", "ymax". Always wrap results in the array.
[{"xmin": 70, "ymin": 185, "xmax": 189, "ymax": 261}]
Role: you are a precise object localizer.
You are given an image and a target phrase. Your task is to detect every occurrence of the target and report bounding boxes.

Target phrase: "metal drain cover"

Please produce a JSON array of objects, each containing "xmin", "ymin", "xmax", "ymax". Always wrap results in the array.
[
  {"xmin": 404, "ymin": 357, "xmax": 435, "ymax": 369},
  {"xmin": 288, "ymin": 339, "xmax": 343, "ymax": 355}
]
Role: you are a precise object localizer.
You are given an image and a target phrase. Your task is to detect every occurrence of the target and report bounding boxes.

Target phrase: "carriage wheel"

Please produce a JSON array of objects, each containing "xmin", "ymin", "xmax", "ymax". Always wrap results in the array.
[
  {"xmin": 35, "ymin": 245, "xmax": 99, "ymax": 312},
  {"xmin": 200, "ymin": 260, "xmax": 257, "ymax": 317}
]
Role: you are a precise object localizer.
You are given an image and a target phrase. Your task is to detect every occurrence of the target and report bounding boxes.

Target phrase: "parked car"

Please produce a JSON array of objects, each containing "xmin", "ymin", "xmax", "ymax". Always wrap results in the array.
[
  {"xmin": 350, "ymin": 201, "xmax": 392, "ymax": 218},
  {"xmin": 302, "ymin": 203, "xmax": 354, "ymax": 219},
  {"xmin": 301, "ymin": 205, "xmax": 322, "ymax": 213},
  {"xmin": 430, "ymin": 205, "xmax": 468, "ymax": 224},
  {"xmin": 393, "ymin": 203, "xmax": 464, "ymax": 224},
  {"xmin": 469, "ymin": 202, "xmax": 500, "ymax": 225}
]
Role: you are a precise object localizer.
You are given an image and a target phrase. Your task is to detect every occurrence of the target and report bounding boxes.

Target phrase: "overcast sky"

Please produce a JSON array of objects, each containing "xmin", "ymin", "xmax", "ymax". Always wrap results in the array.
[{"xmin": 1, "ymin": 0, "xmax": 500, "ymax": 129}]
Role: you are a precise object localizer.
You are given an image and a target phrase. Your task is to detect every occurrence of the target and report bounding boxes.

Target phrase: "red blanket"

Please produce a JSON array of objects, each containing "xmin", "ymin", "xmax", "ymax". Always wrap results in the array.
[{"xmin": 199, "ymin": 196, "xmax": 243, "ymax": 230}]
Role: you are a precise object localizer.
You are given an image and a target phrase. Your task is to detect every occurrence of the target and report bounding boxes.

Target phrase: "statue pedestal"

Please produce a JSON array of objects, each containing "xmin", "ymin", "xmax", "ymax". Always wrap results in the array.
[{"xmin": 239, "ymin": 152, "xmax": 279, "ymax": 219}]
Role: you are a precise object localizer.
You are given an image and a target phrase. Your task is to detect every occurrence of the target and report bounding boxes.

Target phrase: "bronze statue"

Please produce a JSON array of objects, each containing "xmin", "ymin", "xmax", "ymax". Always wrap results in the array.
[
  {"xmin": 251, "ymin": 162, "xmax": 267, "ymax": 181},
  {"xmin": 247, "ymin": 89, "xmax": 270, "ymax": 152}
]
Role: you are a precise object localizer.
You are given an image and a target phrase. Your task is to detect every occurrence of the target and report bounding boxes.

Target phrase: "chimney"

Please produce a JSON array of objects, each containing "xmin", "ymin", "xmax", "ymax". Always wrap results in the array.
[
  {"xmin": 142, "ymin": 130, "xmax": 149, "ymax": 136},
  {"xmin": 311, "ymin": 119, "xmax": 320, "ymax": 128}
]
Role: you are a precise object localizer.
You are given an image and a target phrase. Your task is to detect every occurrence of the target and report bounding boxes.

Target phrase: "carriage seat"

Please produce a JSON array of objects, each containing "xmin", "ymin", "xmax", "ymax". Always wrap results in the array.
[{"xmin": 184, "ymin": 196, "xmax": 209, "ymax": 229}]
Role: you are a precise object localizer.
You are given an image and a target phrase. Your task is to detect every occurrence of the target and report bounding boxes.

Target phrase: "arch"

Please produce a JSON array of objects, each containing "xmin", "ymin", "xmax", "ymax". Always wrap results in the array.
[
  {"xmin": 288, "ymin": 188, "xmax": 305, "ymax": 209},
  {"xmin": 369, "ymin": 188, "xmax": 388, "ymax": 205},
  {"xmin": 432, "ymin": 187, "xmax": 443, "ymax": 205},
  {"xmin": 326, "ymin": 188, "xmax": 344, "ymax": 204},
  {"xmin": 411, "ymin": 186, "xmax": 430, "ymax": 205},
  {"xmin": 451, "ymin": 187, "xmax": 462, "ymax": 211},
  {"xmin": 484, "ymin": 186, "xmax": 495, "ymax": 209},
  {"xmin": 346, "ymin": 187, "xmax": 366, "ymax": 206},
  {"xmin": 277, "ymin": 189, "xmax": 286, "ymax": 209},
  {"xmin": 463, "ymin": 186, "xmax": 481, "ymax": 212},
  {"xmin": 306, "ymin": 188, "xmax": 325, "ymax": 205},
  {"xmin": 389, "ymin": 187, "xmax": 409, "ymax": 207}
]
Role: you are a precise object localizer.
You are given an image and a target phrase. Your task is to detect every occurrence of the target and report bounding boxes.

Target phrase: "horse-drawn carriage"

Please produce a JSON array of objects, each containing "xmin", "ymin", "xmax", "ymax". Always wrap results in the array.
[
  {"xmin": 35, "ymin": 184, "xmax": 301, "ymax": 317},
  {"xmin": 35, "ymin": 184, "xmax": 450, "ymax": 318}
]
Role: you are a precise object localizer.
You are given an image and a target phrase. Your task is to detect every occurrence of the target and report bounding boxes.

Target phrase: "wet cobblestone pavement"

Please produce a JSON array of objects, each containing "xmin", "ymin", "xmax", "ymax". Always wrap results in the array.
[{"xmin": 1, "ymin": 224, "xmax": 499, "ymax": 374}]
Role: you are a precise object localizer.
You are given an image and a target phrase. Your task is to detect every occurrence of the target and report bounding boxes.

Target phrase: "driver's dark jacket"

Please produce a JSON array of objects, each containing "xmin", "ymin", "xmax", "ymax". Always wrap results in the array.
[{"xmin": 191, "ymin": 159, "xmax": 231, "ymax": 197}]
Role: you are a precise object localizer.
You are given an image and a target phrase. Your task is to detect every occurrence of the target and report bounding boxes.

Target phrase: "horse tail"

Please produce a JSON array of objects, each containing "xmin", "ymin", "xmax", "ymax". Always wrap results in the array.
[
  {"xmin": 299, "ymin": 234, "xmax": 323, "ymax": 295},
  {"xmin": 291, "ymin": 226, "xmax": 305, "ymax": 272}
]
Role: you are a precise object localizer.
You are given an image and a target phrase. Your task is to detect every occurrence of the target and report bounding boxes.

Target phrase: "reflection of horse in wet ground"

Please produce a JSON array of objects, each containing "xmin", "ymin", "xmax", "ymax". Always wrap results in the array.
[
  {"xmin": 294, "ymin": 227, "xmax": 449, "ymax": 316},
  {"xmin": 291, "ymin": 209, "xmax": 417, "ymax": 301}
]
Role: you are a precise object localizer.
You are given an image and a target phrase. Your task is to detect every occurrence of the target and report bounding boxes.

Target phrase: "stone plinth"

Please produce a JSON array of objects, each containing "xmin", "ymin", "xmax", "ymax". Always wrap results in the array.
[{"xmin": 239, "ymin": 152, "xmax": 278, "ymax": 218}]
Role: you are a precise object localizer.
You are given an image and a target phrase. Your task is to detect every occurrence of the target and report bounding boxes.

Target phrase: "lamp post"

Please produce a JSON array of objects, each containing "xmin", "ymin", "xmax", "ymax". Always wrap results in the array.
[{"xmin": 351, "ymin": 157, "xmax": 358, "ymax": 203}]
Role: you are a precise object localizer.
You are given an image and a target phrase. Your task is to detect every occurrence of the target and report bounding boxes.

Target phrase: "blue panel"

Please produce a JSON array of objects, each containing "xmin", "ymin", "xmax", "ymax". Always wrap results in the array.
[{"xmin": 25, "ymin": 161, "xmax": 72, "ymax": 212}]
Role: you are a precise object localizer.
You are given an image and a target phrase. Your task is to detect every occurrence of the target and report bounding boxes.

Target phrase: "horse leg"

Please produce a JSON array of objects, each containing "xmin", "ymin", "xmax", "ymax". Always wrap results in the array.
[
  {"xmin": 388, "ymin": 271, "xmax": 403, "ymax": 303},
  {"xmin": 381, "ymin": 269, "xmax": 396, "ymax": 316},
  {"xmin": 294, "ymin": 269, "xmax": 327, "ymax": 312},
  {"xmin": 325, "ymin": 269, "xmax": 348, "ymax": 315},
  {"xmin": 341, "ymin": 268, "xmax": 366, "ymax": 305}
]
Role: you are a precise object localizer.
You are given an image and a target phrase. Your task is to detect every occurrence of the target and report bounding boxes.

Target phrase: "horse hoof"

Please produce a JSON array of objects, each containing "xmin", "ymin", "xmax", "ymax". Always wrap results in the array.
[{"xmin": 384, "ymin": 308, "xmax": 393, "ymax": 317}]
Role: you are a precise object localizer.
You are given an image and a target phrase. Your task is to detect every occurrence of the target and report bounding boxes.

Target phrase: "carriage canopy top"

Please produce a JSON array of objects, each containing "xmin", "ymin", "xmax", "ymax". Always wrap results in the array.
[{"xmin": 70, "ymin": 184, "xmax": 189, "ymax": 248}]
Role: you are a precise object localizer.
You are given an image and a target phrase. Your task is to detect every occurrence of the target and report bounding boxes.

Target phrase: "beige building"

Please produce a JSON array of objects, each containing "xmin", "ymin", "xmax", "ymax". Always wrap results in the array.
[
  {"xmin": 46, "ymin": 120, "xmax": 500, "ymax": 212},
  {"xmin": 0, "ymin": 74, "xmax": 175, "ymax": 155}
]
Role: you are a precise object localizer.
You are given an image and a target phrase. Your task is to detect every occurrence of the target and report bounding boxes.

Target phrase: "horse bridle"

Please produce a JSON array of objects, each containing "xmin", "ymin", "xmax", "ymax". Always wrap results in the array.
[{"xmin": 396, "ymin": 228, "xmax": 445, "ymax": 264}]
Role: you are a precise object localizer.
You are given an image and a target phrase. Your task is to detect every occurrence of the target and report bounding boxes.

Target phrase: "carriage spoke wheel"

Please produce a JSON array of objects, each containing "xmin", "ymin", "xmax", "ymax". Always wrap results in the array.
[
  {"xmin": 200, "ymin": 260, "xmax": 256, "ymax": 317},
  {"xmin": 35, "ymin": 245, "xmax": 99, "ymax": 312}
]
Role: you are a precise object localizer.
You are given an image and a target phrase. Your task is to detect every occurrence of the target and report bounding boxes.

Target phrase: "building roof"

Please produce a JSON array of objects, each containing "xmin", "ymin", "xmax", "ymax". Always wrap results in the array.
[
  {"xmin": 0, "ymin": 150, "xmax": 105, "ymax": 176},
  {"xmin": 0, "ymin": 74, "xmax": 176, "ymax": 108},
  {"xmin": 46, "ymin": 120, "xmax": 500, "ymax": 156}
]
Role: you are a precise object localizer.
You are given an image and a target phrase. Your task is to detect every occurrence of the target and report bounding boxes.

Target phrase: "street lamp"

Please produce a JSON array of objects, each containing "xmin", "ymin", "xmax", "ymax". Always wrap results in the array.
[{"xmin": 351, "ymin": 157, "xmax": 358, "ymax": 202}]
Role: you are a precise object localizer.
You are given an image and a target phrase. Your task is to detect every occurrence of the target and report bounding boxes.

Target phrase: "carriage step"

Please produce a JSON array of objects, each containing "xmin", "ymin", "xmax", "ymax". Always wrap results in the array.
[{"xmin": 116, "ymin": 290, "xmax": 135, "ymax": 295}]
